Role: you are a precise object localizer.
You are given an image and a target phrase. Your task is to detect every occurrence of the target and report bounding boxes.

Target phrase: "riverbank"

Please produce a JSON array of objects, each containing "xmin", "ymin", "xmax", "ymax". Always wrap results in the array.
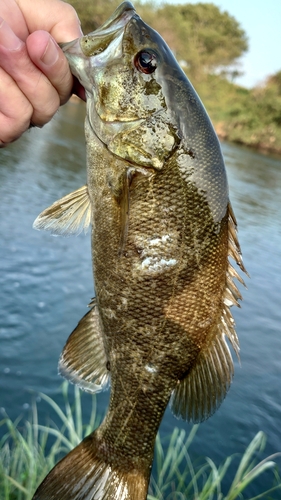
[
  {"xmin": 191, "ymin": 71, "xmax": 281, "ymax": 157},
  {"xmin": 215, "ymin": 122, "xmax": 281, "ymax": 156}
]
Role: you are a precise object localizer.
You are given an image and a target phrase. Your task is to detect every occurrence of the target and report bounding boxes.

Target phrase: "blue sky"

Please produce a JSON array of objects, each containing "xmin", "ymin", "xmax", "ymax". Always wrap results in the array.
[{"xmin": 151, "ymin": 0, "xmax": 281, "ymax": 88}]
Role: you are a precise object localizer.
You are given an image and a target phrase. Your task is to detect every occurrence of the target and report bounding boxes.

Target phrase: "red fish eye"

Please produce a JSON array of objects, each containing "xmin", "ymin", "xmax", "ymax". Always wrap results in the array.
[{"xmin": 134, "ymin": 50, "xmax": 157, "ymax": 74}]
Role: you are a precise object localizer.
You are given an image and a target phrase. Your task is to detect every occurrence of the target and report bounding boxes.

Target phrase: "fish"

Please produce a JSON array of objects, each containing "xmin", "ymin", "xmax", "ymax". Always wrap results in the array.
[{"xmin": 32, "ymin": 2, "xmax": 247, "ymax": 499}]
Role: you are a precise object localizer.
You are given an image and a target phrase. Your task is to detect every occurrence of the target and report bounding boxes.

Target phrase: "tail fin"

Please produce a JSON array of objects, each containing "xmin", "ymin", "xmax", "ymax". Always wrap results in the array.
[{"xmin": 32, "ymin": 431, "xmax": 149, "ymax": 500}]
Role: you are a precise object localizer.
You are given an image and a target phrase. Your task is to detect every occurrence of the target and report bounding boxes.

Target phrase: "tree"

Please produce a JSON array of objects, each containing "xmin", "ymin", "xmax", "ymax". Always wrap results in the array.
[
  {"xmin": 67, "ymin": 1, "xmax": 248, "ymax": 81},
  {"xmin": 68, "ymin": 0, "xmax": 122, "ymax": 33},
  {"xmin": 146, "ymin": 2, "xmax": 248, "ymax": 80}
]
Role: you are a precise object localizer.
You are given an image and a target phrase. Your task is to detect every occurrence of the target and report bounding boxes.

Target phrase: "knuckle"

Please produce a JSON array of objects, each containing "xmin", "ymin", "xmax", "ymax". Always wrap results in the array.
[
  {"xmin": 0, "ymin": 117, "xmax": 30, "ymax": 144},
  {"xmin": 0, "ymin": 67, "xmax": 42, "ymax": 144},
  {"xmin": 62, "ymin": 4, "xmax": 81, "ymax": 27},
  {"xmin": 0, "ymin": 98, "xmax": 32, "ymax": 144},
  {"xmin": 32, "ymin": 94, "xmax": 60, "ymax": 127}
]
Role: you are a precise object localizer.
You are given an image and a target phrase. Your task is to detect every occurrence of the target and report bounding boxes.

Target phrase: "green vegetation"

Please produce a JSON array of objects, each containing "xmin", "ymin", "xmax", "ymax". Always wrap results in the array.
[
  {"xmin": 1, "ymin": 383, "xmax": 280, "ymax": 499},
  {"xmin": 0, "ymin": 383, "xmax": 100, "ymax": 500},
  {"xmin": 189, "ymin": 73, "xmax": 281, "ymax": 153},
  {"xmin": 67, "ymin": 0, "xmax": 281, "ymax": 154},
  {"xmin": 68, "ymin": 0, "xmax": 248, "ymax": 77},
  {"xmin": 140, "ymin": 2, "xmax": 248, "ymax": 80}
]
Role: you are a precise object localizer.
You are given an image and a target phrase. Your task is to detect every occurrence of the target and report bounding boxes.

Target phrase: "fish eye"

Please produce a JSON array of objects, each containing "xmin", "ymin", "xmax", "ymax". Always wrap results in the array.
[{"xmin": 134, "ymin": 49, "xmax": 157, "ymax": 74}]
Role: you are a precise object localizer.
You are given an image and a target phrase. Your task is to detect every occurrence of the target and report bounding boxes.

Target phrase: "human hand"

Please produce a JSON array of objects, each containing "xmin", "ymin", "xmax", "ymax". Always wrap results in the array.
[{"xmin": 0, "ymin": 0, "xmax": 85, "ymax": 146}]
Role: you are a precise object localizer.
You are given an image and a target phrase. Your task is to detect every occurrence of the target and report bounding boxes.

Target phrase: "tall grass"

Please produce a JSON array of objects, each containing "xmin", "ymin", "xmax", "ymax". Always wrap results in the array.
[
  {"xmin": 0, "ymin": 383, "xmax": 99, "ymax": 500},
  {"xmin": 0, "ymin": 382, "xmax": 280, "ymax": 499}
]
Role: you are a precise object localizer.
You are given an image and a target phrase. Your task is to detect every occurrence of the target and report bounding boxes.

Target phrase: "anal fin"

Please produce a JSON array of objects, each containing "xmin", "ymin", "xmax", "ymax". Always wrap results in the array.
[
  {"xmin": 59, "ymin": 301, "xmax": 110, "ymax": 393},
  {"xmin": 33, "ymin": 185, "xmax": 91, "ymax": 236}
]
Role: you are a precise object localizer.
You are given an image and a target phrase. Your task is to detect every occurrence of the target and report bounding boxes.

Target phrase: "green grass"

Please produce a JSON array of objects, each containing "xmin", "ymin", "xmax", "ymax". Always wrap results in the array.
[{"xmin": 0, "ymin": 383, "xmax": 280, "ymax": 499}]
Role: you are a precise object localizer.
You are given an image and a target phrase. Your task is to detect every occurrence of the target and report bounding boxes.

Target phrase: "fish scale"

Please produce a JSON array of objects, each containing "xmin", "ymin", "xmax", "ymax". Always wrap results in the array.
[{"xmin": 32, "ymin": 2, "xmax": 246, "ymax": 499}]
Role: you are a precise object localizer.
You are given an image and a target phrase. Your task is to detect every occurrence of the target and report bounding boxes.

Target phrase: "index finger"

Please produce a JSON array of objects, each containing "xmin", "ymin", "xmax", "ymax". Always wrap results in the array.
[
  {"xmin": 0, "ymin": 23, "xmax": 63, "ymax": 126},
  {"xmin": 15, "ymin": 0, "xmax": 83, "ymax": 41}
]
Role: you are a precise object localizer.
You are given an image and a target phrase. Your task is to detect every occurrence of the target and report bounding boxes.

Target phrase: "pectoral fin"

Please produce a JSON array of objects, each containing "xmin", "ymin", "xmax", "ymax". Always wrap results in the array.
[
  {"xmin": 33, "ymin": 185, "xmax": 91, "ymax": 236},
  {"xmin": 59, "ymin": 300, "xmax": 110, "ymax": 393},
  {"xmin": 118, "ymin": 170, "xmax": 131, "ymax": 256}
]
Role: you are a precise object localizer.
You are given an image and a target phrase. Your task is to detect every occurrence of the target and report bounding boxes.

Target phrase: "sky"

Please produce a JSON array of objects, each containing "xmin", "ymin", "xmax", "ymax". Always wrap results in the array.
[{"xmin": 152, "ymin": 0, "xmax": 281, "ymax": 88}]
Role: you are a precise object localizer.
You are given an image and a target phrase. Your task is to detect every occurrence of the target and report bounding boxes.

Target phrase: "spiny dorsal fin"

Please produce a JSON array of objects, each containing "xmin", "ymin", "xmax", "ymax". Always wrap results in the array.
[
  {"xmin": 223, "ymin": 202, "xmax": 248, "ymax": 308},
  {"xmin": 228, "ymin": 202, "xmax": 249, "ymax": 277},
  {"xmin": 59, "ymin": 301, "xmax": 110, "ymax": 393},
  {"xmin": 33, "ymin": 185, "xmax": 91, "ymax": 236}
]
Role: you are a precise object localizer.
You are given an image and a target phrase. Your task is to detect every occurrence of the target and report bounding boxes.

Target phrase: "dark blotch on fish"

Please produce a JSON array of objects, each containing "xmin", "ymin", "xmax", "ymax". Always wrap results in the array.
[{"xmin": 187, "ymin": 148, "xmax": 196, "ymax": 159}]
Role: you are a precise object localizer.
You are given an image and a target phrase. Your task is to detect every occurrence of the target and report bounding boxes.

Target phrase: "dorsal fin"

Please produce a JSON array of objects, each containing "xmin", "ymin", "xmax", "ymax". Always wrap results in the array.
[
  {"xmin": 59, "ymin": 300, "xmax": 110, "ymax": 393},
  {"xmin": 33, "ymin": 185, "xmax": 91, "ymax": 236},
  {"xmin": 170, "ymin": 328, "xmax": 235, "ymax": 422},
  {"xmin": 227, "ymin": 202, "xmax": 249, "ymax": 277}
]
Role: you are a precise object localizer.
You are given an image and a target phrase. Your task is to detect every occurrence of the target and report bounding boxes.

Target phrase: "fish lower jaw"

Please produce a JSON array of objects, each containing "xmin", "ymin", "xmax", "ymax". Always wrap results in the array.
[
  {"xmin": 89, "ymin": 103, "xmax": 145, "ymax": 133},
  {"xmin": 97, "ymin": 114, "xmax": 145, "ymax": 125}
]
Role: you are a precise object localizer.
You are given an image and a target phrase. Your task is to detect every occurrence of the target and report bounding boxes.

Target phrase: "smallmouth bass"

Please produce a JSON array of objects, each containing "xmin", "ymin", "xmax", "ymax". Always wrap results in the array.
[{"xmin": 33, "ymin": 2, "xmax": 247, "ymax": 499}]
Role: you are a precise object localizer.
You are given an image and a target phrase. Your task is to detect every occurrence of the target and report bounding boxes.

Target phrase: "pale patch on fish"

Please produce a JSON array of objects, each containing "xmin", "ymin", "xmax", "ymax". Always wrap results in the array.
[
  {"xmin": 145, "ymin": 364, "xmax": 157, "ymax": 374},
  {"xmin": 132, "ymin": 231, "xmax": 183, "ymax": 277},
  {"xmin": 141, "ymin": 256, "xmax": 178, "ymax": 272},
  {"xmin": 119, "ymin": 296, "xmax": 128, "ymax": 310},
  {"xmin": 223, "ymin": 297, "xmax": 235, "ymax": 307},
  {"xmin": 147, "ymin": 234, "xmax": 173, "ymax": 246},
  {"xmin": 103, "ymin": 308, "xmax": 117, "ymax": 320}
]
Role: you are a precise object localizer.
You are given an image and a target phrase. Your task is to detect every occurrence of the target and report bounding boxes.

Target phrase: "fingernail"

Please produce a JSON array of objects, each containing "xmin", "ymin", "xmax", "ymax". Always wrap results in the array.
[
  {"xmin": 0, "ymin": 18, "xmax": 23, "ymax": 50},
  {"xmin": 40, "ymin": 37, "xmax": 59, "ymax": 66}
]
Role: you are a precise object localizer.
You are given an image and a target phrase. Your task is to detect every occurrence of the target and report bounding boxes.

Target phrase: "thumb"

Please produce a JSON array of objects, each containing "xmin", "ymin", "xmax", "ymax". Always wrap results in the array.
[{"xmin": 26, "ymin": 30, "xmax": 75, "ymax": 105}]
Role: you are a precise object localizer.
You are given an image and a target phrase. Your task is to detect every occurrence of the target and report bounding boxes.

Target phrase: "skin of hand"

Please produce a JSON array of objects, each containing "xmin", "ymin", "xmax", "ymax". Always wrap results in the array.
[{"xmin": 0, "ymin": 0, "xmax": 85, "ymax": 146}]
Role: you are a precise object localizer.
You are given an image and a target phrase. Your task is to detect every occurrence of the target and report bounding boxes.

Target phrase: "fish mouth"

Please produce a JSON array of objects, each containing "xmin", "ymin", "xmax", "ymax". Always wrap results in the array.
[
  {"xmin": 60, "ymin": 2, "xmax": 136, "ymax": 64},
  {"xmin": 89, "ymin": 111, "xmax": 143, "ymax": 138},
  {"xmin": 80, "ymin": 2, "xmax": 136, "ymax": 57},
  {"xmin": 60, "ymin": 2, "xmax": 137, "ymax": 93},
  {"xmin": 93, "ymin": 2, "xmax": 136, "ymax": 34}
]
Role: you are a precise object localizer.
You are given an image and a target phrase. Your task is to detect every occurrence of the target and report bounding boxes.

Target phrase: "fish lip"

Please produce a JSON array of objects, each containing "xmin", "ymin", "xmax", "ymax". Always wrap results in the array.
[
  {"xmin": 77, "ymin": 3, "xmax": 137, "ymax": 59},
  {"xmin": 89, "ymin": 111, "xmax": 144, "ymax": 144},
  {"xmin": 93, "ymin": 2, "xmax": 136, "ymax": 35},
  {"xmin": 61, "ymin": 5, "xmax": 137, "ymax": 88}
]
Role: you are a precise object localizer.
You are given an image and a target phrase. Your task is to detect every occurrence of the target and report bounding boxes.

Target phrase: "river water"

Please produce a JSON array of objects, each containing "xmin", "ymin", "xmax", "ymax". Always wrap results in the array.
[{"xmin": 1, "ymin": 100, "xmax": 281, "ymax": 497}]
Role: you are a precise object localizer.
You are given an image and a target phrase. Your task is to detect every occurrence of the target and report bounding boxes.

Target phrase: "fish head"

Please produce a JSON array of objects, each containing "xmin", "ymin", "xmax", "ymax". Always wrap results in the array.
[
  {"xmin": 61, "ymin": 2, "xmax": 228, "ymax": 218},
  {"xmin": 61, "ymin": 1, "xmax": 185, "ymax": 170}
]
